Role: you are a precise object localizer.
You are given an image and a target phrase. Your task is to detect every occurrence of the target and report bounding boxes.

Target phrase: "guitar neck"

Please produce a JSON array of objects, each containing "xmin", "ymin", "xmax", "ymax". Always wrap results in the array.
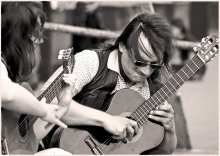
[
  {"xmin": 131, "ymin": 54, "xmax": 205, "ymax": 127},
  {"xmin": 37, "ymin": 68, "xmax": 68, "ymax": 103},
  {"xmin": 28, "ymin": 67, "xmax": 69, "ymax": 124}
]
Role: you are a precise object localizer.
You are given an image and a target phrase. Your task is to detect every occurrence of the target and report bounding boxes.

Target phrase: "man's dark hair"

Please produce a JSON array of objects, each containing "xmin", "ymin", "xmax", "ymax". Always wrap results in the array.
[{"xmin": 102, "ymin": 12, "xmax": 174, "ymax": 81}]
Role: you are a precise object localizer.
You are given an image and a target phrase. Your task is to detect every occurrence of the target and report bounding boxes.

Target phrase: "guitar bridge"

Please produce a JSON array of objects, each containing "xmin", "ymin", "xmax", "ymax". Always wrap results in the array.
[{"xmin": 84, "ymin": 136, "xmax": 104, "ymax": 155}]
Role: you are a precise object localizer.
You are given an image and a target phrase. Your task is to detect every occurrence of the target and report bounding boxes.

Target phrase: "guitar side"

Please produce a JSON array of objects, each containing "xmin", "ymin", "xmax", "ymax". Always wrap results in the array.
[{"xmin": 51, "ymin": 89, "xmax": 164, "ymax": 154}]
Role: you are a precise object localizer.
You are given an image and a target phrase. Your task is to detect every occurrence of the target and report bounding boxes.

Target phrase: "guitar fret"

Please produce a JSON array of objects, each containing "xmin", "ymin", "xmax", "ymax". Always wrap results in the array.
[
  {"xmin": 162, "ymin": 84, "xmax": 172, "ymax": 96},
  {"xmin": 131, "ymin": 112, "xmax": 140, "ymax": 121},
  {"xmin": 174, "ymin": 74, "xmax": 184, "ymax": 86},
  {"xmin": 148, "ymin": 99, "xmax": 156, "ymax": 110},
  {"xmin": 160, "ymin": 87, "xmax": 168, "ymax": 97},
  {"xmin": 150, "ymin": 97, "xmax": 157, "ymax": 106},
  {"xmin": 47, "ymin": 82, "xmax": 62, "ymax": 102},
  {"xmin": 153, "ymin": 94, "xmax": 161, "ymax": 105},
  {"xmin": 132, "ymin": 54, "xmax": 208, "ymax": 127},
  {"xmin": 142, "ymin": 103, "xmax": 149, "ymax": 112},
  {"xmin": 139, "ymin": 118, "xmax": 146, "ymax": 126},
  {"xmin": 181, "ymin": 68, "xmax": 189, "ymax": 79},
  {"xmin": 176, "ymin": 73, "xmax": 184, "ymax": 82},
  {"xmin": 179, "ymin": 70, "xmax": 189, "ymax": 81},
  {"xmin": 156, "ymin": 91, "xmax": 166, "ymax": 101},
  {"xmin": 139, "ymin": 117, "xmax": 145, "ymax": 125},
  {"xmin": 140, "ymin": 107, "xmax": 148, "ymax": 113},
  {"xmin": 142, "ymin": 104, "xmax": 151, "ymax": 113},
  {"xmin": 191, "ymin": 58, "xmax": 200, "ymax": 69},
  {"xmin": 186, "ymin": 64, "xmax": 194, "ymax": 73},
  {"xmin": 169, "ymin": 78, "xmax": 179, "ymax": 89},
  {"xmin": 172, "ymin": 78, "xmax": 181, "ymax": 87},
  {"xmin": 166, "ymin": 82, "xmax": 176, "ymax": 93},
  {"xmin": 142, "ymin": 116, "xmax": 149, "ymax": 123},
  {"xmin": 148, "ymin": 100, "xmax": 156, "ymax": 109},
  {"xmin": 135, "ymin": 109, "xmax": 143, "ymax": 119}
]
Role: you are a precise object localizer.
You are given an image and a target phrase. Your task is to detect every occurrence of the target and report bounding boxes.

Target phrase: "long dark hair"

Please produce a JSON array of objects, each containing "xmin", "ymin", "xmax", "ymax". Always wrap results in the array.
[
  {"xmin": 101, "ymin": 12, "xmax": 174, "ymax": 82},
  {"xmin": 1, "ymin": 2, "xmax": 46, "ymax": 82}
]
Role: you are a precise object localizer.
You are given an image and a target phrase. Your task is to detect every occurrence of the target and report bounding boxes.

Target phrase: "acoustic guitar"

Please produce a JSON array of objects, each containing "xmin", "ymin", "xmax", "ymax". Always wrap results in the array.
[
  {"xmin": 1, "ymin": 47, "xmax": 75, "ymax": 154},
  {"xmin": 50, "ymin": 35, "xmax": 218, "ymax": 154}
]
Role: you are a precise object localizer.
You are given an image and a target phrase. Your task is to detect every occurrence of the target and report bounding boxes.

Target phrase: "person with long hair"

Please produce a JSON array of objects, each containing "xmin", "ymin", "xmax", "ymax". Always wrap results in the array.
[
  {"xmin": 42, "ymin": 12, "xmax": 177, "ymax": 154},
  {"xmin": 1, "ymin": 2, "xmax": 74, "ymax": 154}
]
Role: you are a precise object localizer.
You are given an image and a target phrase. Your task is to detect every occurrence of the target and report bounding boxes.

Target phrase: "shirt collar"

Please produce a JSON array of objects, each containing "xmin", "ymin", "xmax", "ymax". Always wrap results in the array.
[
  {"xmin": 107, "ymin": 49, "xmax": 148, "ymax": 88},
  {"xmin": 107, "ymin": 49, "xmax": 120, "ymax": 74}
]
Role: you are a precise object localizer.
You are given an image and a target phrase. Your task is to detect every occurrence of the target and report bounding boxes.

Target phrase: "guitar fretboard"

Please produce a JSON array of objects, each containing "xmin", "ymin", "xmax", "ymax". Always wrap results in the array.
[
  {"xmin": 37, "ymin": 68, "xmax": 68, "ymax": 103},
  {"xmin": 130, "ymin": 54, "xmax": 205, "ymax": 127},
  {"xmin": 28, "ymin": 67, "xmax": 69, "ymax": 125}
]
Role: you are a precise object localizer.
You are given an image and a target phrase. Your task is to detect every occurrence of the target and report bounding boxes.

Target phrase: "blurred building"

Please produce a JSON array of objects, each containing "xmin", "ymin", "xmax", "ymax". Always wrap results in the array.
[{"xmin": 36, "ymin": 1, "xmax": 218, "ymax": 82}]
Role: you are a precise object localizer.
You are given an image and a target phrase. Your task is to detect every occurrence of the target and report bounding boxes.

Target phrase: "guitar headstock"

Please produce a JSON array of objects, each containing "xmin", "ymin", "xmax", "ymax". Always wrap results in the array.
[
  {"xmin": 58, "ymin": 47, "xmax": 75, "ymax": 73},
  {"xmin": 193, "ymin": 34, "xmax": 219, "ymax": 63}
]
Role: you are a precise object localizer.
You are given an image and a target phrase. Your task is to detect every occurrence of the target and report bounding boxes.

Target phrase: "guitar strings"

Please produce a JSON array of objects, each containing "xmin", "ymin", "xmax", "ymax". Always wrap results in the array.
[
  {"xmin": 89, "ymin": 41, "xmax": 217, "ymax": 154},
  {"xmin": 5, "ymin": 49, "xmax": 75, "ymax": 152},
  {"xmin": 4, "ymin": 54, "xmax": 206, "ymax": 153},
  {"xmin": 131, "ymin": 55, "xmax": 205, "ymax": 126},
  {"xmin": 97, "ymin": 55, "xmax": 205, "ymax": 154},
  {"xmin": 6, "ymin": 56, "xmax": 204, "ymax": 153},
  {"xmin": 4, "ymin": 68, "xmax": 69, "ymax": 153},
  {"xmin": 7, "ymin": 81, "xmax": 63, "ymax": 153}
]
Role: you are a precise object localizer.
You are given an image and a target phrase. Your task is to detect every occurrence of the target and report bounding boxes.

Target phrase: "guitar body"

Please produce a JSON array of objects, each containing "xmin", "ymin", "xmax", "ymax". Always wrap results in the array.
[
  {"xmin": 50, "ymin": 35, "xmax": 219, "ymax": 154},
  {"xmin": 1, "ymin": 109, "xmax": 38, "ymax": 154},
  {"xmin": 1, "ymin": 48, "xmax": 75, "ymax": 154},
  {"xmin": 51, "ymin": 89, "xmax": 164, "ymax": 154},
  {"xmin": 1, "ymin": 82, "xmax": 39, "ymax": 154}
]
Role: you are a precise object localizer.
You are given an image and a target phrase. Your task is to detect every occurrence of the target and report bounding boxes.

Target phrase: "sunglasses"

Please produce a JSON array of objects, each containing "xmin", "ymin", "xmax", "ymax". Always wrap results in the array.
[{"xmin": 127, "ymin": 48, "xmax": 164, "ymax": 70}]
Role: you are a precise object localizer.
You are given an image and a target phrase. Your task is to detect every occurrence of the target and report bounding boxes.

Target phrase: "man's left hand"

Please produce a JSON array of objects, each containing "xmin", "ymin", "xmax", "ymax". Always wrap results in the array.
[{"xmin": 148, "ymin": 101, "xmax": 175, "ymax": 132}]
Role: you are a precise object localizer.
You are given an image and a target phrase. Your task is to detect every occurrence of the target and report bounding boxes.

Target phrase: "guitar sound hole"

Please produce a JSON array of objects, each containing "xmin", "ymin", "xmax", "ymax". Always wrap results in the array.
[{"xmin": 18, "ymin": 115, "xmax": 30, "ymax": 138}]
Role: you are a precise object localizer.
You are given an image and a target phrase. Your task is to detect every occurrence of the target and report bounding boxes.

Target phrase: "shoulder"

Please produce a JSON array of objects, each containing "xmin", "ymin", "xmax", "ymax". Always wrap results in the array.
[
  {"xmin": 1, "ymin": 61, "xmax": 11, "ymax": 81},
  {"xmin": 74, "ymin": 49, "xmax": 99, "ymax": 69},
  {"xmin": 75, "ymin": 49, "xmax": 98, "ymax": 59}
]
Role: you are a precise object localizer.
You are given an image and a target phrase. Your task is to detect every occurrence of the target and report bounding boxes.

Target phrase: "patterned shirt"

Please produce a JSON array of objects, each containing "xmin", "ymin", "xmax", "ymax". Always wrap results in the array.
[{"xmin": 40, "ymin": 49, "xmax": 150, "ymax": 100}]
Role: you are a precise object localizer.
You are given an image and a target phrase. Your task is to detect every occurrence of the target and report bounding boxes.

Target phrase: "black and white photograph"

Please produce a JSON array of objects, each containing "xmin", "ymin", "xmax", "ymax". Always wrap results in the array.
[{"xmin": 1, "ymin": 1, "xmax": 219, "ymax": 155}]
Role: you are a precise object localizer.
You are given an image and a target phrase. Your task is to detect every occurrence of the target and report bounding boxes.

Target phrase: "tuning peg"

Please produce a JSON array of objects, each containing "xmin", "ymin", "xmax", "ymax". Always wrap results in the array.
[
  {"xmin": 193, "ymin": 47, "xmax": 198, "ymax": 52},
  {"xmin": 205, "ymin": 55, "xmax": 210, "ymax": 61},
  {"xmin": 59, "ymin": 50, "xmax": 65, "ymax": 55},
  {"xmin": 208, "ymin": 41, "xmax": 213, "ymax": 44},
  {"xmin": 199, "ymin": 49, "xmax": 204, "ymax": 54},
  {"xmin": 202, "ymin": 38, "xmax": 206, "ymax": 42},
  {"xmin": 213, "ymin": 47, "xmax": 218, "ymax": 51},
  {"xmin": 58, "ymin": 54, "xmax": 63, "ymax": 59},
  {"xmin": 204, "ymin": 44, "xmax": 209, "ymax": 50}
]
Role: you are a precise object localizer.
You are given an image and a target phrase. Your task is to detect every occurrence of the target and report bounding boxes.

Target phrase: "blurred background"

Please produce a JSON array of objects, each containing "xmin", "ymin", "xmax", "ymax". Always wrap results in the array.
[{"xmin": 29, "ymin": 1, "xmax": 218, "ymax": 154}]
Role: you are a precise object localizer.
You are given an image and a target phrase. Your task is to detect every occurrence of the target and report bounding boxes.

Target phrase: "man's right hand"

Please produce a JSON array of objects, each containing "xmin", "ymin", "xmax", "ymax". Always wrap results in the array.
[{"xmin": 102, "ymin": 115, "xmax": 139, "ymax": 141}]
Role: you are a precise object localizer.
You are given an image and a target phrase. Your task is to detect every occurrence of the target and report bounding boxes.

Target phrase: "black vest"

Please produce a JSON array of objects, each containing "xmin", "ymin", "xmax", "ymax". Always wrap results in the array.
[
  {"xmin": 42, "ymin": 49, "xmax": 164, "ymax": 150},
  {"xmin": 73, "ymin": 49, "xmax": 118, "ymax": 111},
  {"xmin": 73, "ymin": 49, "xmax": 163, "ymax": 111}
]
